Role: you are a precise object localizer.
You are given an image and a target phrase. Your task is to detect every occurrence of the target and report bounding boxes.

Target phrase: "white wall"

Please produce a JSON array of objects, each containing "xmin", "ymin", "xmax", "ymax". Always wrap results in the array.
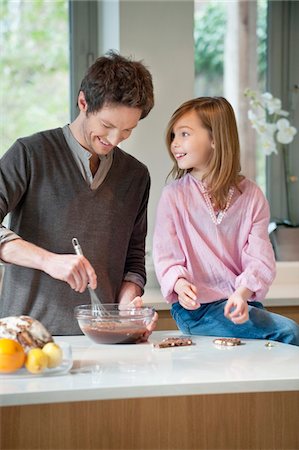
[{"xmin": 98, "ymin": 0, "xmax": 194, "ymax": 286}]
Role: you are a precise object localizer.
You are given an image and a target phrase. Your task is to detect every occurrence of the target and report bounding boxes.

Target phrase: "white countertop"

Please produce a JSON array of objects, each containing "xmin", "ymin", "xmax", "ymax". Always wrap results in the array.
[{"xmin": 1, "ymin": 331, "xmax": 299, "ymax": 407}]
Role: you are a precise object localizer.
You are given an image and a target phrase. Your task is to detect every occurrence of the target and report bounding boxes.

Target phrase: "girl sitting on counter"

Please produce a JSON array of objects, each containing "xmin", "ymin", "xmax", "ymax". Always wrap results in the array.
[{"xmin": 153, "ymin": 97, "xmax": 299, "ymax": 346}]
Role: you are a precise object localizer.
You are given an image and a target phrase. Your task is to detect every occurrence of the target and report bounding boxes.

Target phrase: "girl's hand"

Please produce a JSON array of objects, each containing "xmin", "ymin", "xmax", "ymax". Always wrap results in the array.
[
  {"xmin": 174, "ymin": 278, "xmax": 200, "ymax": 310},
  {"xmin": 224, "ymin": 290, "xmax": 250, "ymax": 324}
]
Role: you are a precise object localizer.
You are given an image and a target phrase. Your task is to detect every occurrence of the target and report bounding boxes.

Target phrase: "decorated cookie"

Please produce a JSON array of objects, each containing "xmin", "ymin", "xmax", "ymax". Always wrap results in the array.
[
  {"xmin": 154, "ymin": 337, "xmax": 194, "ymax": 348},
  {"xmin": 213, "ymin": 337, "xmax": 242, "ymax": 347}
]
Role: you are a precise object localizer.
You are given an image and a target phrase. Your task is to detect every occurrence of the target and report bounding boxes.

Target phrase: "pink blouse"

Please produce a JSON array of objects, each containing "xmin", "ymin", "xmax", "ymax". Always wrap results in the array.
[{"xmin": 153, "ymin": 174, "xmax": 276, "ymax": 304}]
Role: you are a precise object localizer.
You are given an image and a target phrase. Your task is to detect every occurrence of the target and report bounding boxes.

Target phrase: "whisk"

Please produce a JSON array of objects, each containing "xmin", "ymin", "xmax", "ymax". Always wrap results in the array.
[{"xmin": 72, "ymin": 238, "xmax": 110, "ymax": 317}]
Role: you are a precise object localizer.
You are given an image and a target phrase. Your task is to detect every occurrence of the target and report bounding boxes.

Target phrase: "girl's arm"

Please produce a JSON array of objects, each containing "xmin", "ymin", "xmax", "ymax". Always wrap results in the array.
[
  {"xmin": 235, "ymin": 187, "xmax": 276, "ymax": 301},
  {"xmin": 153, "ymin": 187, "xmax": 193, "ymax": 303}
]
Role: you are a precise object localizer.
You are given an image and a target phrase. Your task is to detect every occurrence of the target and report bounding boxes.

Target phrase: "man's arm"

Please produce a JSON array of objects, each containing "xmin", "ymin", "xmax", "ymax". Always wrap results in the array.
[
  {"xmin": 117, "ymin": 280, "xmax": 142, "ymax": 305},
  {"xmin": 1, "ymin": 142, "xmax": 97, "ymax": 293},
  {"xmin": 118, "ymin": 173, "xmax": 150, "ymax": 305},
  {"xmin": 0, "ymin": 238, "xmax": 97, "ymax": 292},
  {"xmin": 123, "ymin": 175, "xmax": 150, "ymax": 283}
]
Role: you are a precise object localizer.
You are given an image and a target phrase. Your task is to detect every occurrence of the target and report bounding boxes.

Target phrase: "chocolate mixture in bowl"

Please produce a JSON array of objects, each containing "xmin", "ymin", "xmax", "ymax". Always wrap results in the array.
[
  {"xmin": 75, "ymin": 304, "xmax": 154, "ymax": 345},
  {"xmin": 81, "ymin": 321, "xmax": 146, "ymax": 344}
]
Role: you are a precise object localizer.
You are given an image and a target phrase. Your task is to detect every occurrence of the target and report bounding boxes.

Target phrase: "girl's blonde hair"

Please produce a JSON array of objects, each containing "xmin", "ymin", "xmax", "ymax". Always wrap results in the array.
[{"xmin": 166, "ymin": 97, "xmax": 243, "ymax": 210}]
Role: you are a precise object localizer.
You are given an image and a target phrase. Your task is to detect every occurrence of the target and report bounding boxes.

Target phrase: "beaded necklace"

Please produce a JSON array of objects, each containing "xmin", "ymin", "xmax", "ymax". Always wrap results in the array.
[{"xmin": 197, "ymin": 180, "xmax": 234, "ymax": 226}]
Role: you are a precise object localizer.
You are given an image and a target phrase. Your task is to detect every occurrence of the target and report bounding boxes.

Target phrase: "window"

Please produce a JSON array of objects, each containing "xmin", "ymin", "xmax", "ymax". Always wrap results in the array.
[
  {"xmin": 266, "ymin": 0, "xmax": 299, "ymax": 226},
  {"xmin": 0, "ymin": 0, "xmax": 70, "ymax": 155},
  {"xmin": 194, "ymin": 0, "xmax": 268, "ymax": 191}
]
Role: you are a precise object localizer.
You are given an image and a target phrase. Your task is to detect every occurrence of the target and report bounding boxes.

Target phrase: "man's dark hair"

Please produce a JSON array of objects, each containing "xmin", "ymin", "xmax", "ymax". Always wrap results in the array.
[{"xmin": 78, "ymin": 50, "xmax": 154, "ymax": 119}]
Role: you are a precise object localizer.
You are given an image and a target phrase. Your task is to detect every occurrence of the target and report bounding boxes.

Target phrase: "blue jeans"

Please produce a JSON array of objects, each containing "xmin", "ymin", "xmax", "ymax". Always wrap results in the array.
[{"xmin": 171, "ymin": 300, "xmax": 299, "ymax": 346}]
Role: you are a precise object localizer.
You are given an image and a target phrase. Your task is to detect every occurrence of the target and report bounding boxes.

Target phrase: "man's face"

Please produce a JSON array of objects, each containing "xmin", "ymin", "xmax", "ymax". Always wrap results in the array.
[{"xmin": 77, "ymin": 91, "xmax": 142, "ymax": 156}]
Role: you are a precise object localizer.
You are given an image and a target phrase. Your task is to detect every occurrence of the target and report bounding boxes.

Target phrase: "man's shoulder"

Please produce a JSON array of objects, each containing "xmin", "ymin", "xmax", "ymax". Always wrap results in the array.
[
  {"xmin": 115, "ymin": 147, "xmax": 148, "ymax": 172},
  {"xmin": 1, "ymin": 128, "xmax": 65, "ymax": 163},
  {"xmin": 17, "ymin": 127, "xmax": 64, "ymax": 148},
  {"xmin": 115, "ymin": 147, "xmax": 149, "ymax": 176}
]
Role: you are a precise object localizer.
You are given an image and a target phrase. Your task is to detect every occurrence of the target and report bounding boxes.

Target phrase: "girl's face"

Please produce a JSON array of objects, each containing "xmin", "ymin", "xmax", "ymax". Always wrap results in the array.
[{"xmin": 171, "ymin": 110, "xmax": 213, "ymax": 178}]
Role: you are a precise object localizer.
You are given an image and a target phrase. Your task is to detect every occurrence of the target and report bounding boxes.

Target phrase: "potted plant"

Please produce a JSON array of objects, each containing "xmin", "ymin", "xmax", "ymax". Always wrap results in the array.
[{"xmin": 244, "ymin": 89, "xmax": 298, "ymax": 261}]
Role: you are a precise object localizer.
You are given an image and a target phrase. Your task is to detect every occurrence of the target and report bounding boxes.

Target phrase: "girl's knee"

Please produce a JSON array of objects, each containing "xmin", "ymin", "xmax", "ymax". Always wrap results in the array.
[
  {"xmin": 176, "ymin": 321, "xmax": 190, "ymax": 334},
  {"xmin": 286, "ymin": 320, "xmax": 299, "ymax": 346},
  {"xmin": 279, "ymin": 318, "xmax": 299, "ymax": 346},
  {"xmin": 171, "ymin": 304, "xmax": 191, "ymax": 334}
]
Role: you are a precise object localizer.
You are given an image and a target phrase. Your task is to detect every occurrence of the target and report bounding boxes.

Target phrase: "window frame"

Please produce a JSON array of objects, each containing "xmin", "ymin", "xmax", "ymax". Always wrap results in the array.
[
  {"xmin": 266, "ymin": 0, "xmax": 299, "ymax": 225},
  {"xmin": 69, "ymin": 0, "xmax": 98, "ymax": 121}
]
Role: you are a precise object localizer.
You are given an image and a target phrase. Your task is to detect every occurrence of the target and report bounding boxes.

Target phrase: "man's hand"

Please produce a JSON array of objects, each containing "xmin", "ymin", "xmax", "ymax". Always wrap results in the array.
[
  {"xmin": 119, "ymin": 295, "xmax": 159, "ymax": 342},
  {"xmin": 224, "ymin": 287, "xmax": 253, "ymax": 324},
  {"xmin": 118, "ymin": 280, "xmax": 142, "ymax": 304},
  {"xmin": 0, "ymin": 238, "xmax": 97, "ymax": 293},
  {"xmin": 174, "ymin": 278, "xmax": 200, "ymax": 310},
  {"xmin": 41, "ymin": 253, "xmax": 97, "ymax": 292}
]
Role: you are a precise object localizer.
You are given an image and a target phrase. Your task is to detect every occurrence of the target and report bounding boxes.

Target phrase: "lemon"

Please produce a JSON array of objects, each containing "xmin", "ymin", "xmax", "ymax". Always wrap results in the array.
[
  {"xmin": 42, "ymin": 342, "xmax": 63, "ymax": 368},
  {"xmin": 25, "ymin": 348, "xmax": 48, "ymax": 374}
]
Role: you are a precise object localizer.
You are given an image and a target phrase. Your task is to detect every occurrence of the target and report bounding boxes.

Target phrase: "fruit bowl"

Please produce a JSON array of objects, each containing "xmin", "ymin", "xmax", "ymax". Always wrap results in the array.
[
  {"xmin": 74, "ymin": 304, "xmax": 155, "ymax": 344},
  {"xmin": 0, "ymin": 341, "xmax": 72, "ymax": 378}
]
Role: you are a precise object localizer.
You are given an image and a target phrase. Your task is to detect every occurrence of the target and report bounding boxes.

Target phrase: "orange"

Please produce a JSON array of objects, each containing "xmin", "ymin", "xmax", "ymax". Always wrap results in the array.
[{"xmin": 0, "ymin": 338, "xmax": 26, "ymax": 373}]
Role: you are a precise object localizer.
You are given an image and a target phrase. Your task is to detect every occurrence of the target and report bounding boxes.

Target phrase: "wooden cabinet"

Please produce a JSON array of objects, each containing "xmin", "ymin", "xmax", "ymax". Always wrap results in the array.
[{"xmin": 1, "ymin": 391, "xmax": 299, "ymax": 449}]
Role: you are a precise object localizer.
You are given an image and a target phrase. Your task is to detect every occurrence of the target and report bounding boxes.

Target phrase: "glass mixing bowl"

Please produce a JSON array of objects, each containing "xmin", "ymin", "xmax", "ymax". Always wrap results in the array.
[{"xmin": 74, "ymin": 304, "xmax": 155, "ymax": 344}]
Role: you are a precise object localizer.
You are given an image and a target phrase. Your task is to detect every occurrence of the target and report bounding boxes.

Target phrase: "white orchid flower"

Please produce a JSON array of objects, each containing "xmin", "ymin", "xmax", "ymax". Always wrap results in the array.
[
  {"xmin": 276, "ymin": 118, "xmax": 298, "ymax": 144},
  {"xmin": 261, "ymin": 92, "xmax": 273, "ymax": 101},
  {"xmin": 268, "ymin": 98, "xmax": 282, "ymax": 115},
  {"xmin": 277, "ymin": 109, "xmax": 289, "ymax": 117},
  {"xmin": 245, "ymin": 88, "xmax": 297, "ymax": 156},
  {"xmin": 248, "ymin": 109, "xmax": 274, "ymax": 136},
  {"xmin": 248, "ymin": 109, "xmax": 261, "ymax": 123},
  {"xmin": 248, "ymin": 108, "xmax": 264, "ymax": 122},
  {"xmin": 260, "ymin": 92, "xmax": 272, "ymax": 109},
  {"xmin": 261, "ymin": 92, "xmax": 282, "ymax": 115},
  {"xmin": 260, "ymin": 135, "xmax": 278, "ymax": 155},
  {"xmin": 245, "ymin": 89, "xmax": 298, "ymax": 224}
]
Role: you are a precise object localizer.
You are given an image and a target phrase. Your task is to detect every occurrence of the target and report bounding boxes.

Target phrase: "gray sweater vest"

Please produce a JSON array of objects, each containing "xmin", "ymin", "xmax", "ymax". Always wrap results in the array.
[{"xmin": 0, "ymin": 128, "xmax": 150, "ymax": 334}]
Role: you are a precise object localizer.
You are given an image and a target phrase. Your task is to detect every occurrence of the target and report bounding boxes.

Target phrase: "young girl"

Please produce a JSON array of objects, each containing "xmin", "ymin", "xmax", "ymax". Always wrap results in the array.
[{"xmin": 153, "ymin": 97, "xmax": 299, "ymax": 346}]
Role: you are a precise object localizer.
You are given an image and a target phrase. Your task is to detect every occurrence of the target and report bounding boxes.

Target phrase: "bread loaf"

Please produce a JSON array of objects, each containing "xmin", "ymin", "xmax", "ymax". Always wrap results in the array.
[{"xmin": 0, "ymin": 316, "xmax": 53, "ymax": 352}]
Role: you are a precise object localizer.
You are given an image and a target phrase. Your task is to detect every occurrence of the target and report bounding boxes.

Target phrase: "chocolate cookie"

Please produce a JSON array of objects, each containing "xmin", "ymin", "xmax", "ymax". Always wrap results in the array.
[
  {"xmin": 154, "ymin": 337, "xmax": 193, "ymax": 348},
  {"xmin": 213, "ymin": 337, "xmax": 242, "ymax": 346}
]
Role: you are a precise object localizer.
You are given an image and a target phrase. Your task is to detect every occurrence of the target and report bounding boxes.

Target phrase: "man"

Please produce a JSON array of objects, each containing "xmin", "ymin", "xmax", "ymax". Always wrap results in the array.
[{"xmin": 0, "ymin": 51, "xmax": 158, "ymax": 336}]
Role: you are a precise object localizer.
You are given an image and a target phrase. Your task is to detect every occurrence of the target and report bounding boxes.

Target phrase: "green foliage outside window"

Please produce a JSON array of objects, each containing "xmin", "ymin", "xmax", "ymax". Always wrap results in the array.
[
  {"xmin": 0, "ymin": 0, "xmax": 69, "ymax": 154},
  {"xmin": 194, "ymin": 2, "xmax": 226, "ymax": 79},
  {"xmin": 194, "ymin": 0, "xmax": 267, "ymax": 88},
  {"xmin": 194, "ymin": 0, "xmax": 268, "ymax": 189}
]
